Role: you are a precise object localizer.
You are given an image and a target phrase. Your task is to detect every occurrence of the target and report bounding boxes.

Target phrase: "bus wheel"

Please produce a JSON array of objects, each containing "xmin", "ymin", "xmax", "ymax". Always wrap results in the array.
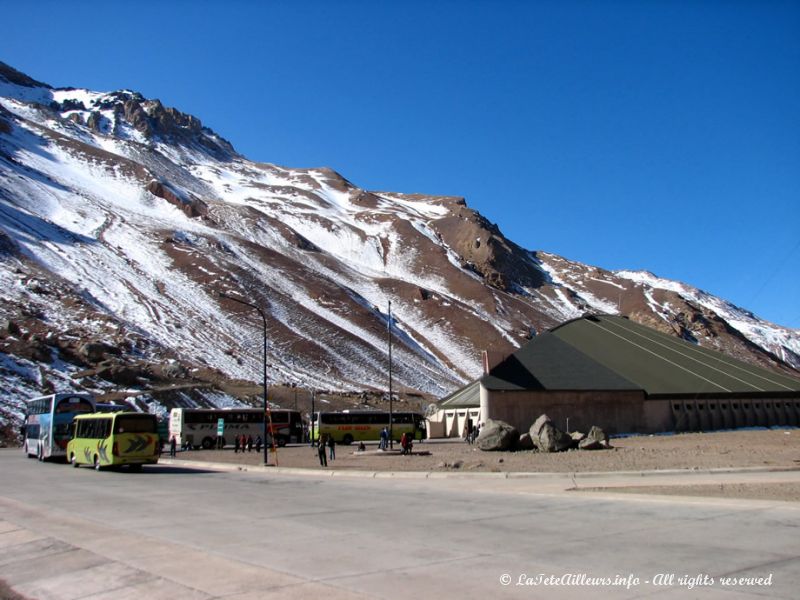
[
  {"xmin": 277, "ymin": 437, "xmax": 287, "ymax": 448},
  {"xmin": 93, "ymin": 456, "xmax": 101, "ymax": 471},
  {"xmin": 342, "ymin": 434, "xmax": 354, "ymax": 445},
  {"xmin": 201, "ymin": 437, "xmax": 215, "ymax": 450},
  {"xmin": 71, "ymin": 454, "xmax": 79, "ymax": 468}
]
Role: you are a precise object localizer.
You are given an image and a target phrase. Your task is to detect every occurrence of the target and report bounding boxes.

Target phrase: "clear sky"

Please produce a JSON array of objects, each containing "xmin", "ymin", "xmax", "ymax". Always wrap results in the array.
[{"xmin": 3, "ymin": 0, "xmax": 799, "ymax": 327}]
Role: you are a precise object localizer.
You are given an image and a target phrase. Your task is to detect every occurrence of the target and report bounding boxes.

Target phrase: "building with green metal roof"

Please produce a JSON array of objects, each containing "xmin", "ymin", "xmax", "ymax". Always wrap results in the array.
[{"xmin": 431, "ymin": 314, "xmax": 800, "ymax": 437}]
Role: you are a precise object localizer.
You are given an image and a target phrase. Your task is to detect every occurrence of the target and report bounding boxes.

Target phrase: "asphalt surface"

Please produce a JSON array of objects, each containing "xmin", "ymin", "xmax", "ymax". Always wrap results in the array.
[{"xmin": 1, "ymin": 449, "xmax": 799, "ymax": 599}]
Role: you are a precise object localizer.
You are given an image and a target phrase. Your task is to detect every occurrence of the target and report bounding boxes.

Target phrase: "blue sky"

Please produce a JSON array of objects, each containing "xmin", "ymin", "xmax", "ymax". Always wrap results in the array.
[{"xmin": 3, "ymin": 0, "xmax": 799, "ymax": 327}]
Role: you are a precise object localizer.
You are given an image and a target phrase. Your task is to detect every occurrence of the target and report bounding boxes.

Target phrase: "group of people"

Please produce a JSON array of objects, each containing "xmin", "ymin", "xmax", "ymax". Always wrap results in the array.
[
  {"xmin": 167, "ymin": 436, "xmax": 193, "ymax": 455},
  {"xmin": 377, "ymin": 427, "xmax": 414, "ymax": 455},
  {"xmin": 317, "ymin": 433, "xmax": 336, "ymax": 466},
  {"xmin": 234, "ymin": 434, "xmax": 263, "ymax": 454},
  {"xmin": 464, "ymin": 422, "xmax": 481, "ymax": 444}
]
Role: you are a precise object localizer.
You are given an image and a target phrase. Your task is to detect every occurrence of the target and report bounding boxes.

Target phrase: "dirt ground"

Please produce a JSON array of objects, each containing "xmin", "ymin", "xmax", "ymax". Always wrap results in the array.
[
  {"xmin": 175, "ymin": 428, "xmax": 800, "ymax": 473},
  {"xmin": 171, "ymin": 429, "xmax": 800, "ymax": 501}
]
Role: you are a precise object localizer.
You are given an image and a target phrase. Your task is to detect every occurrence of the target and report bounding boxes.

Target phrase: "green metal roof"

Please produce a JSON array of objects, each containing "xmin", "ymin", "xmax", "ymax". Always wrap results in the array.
[
  {"xmin": 482, "ymin": 315, "xmax": 800, "ymax": 396},
  {"xmin": 481, "ymin": 331, "xmax": 639, "ymax": 392},
  {"xmin": 438, "ymin": 380, "xmax": 481, "ymax": 408}
]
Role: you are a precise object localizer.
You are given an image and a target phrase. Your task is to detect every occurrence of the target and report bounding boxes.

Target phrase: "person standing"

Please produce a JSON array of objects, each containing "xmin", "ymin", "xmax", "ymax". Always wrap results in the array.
[
  {"xmin": 247, "ymin": 435, "xmax": 253, "ymax": 453},
  {"xmin": 234, "ymin": 435, "xmax": 240, "ymax": 454},
  {"xmin": 327, "ymin": 434, "xmax": 336, "ymax": 461},
  {"xmin": 379, "ymin": 427, "xmax": 388, "ymax": 450},
  {"xmin": 169, "ymin": 436, "xmax": 177, "ymax": 457},
  {"xmin": 318, "ymin": 433, "xmax": 328, "ymax": 467}
]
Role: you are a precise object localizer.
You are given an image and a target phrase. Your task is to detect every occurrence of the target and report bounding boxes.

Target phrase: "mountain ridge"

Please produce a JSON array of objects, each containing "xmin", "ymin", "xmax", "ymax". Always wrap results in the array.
[{"xmin": 1, "ymin": 62, "xmax": 798, "ymax": 434}]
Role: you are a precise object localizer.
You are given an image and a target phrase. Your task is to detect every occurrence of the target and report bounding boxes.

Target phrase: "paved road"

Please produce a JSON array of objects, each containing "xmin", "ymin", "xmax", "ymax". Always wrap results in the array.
[{"xmin": 1, "ymin": 450, "xmax": 798, "ymax": 599}]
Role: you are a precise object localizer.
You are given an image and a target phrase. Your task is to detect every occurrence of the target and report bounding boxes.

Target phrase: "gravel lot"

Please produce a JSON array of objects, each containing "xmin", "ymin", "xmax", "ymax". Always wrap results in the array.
[
  {"xmin": 173, "ymin": 428, "xmax": 800, "ymax": 474},
  {"xmin": 9, "ymin": 432, "xmax": 798, "ymax": 503},
  {"xmin": 170, "ymin": 429, "xmax": 800, "ymax": 502}
]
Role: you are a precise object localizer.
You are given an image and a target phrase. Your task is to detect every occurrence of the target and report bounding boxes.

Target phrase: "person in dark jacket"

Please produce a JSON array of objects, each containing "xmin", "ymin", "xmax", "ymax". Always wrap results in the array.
[
  {"xmin": 327, "ymin": 434, "xmax": 335, "ymax": 461},
  {"xmin": 318, "ymin": 433, "xmax": 328, "ymax": 467}
]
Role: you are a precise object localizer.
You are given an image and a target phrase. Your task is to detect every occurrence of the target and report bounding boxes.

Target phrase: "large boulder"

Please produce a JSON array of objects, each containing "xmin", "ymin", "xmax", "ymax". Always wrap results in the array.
[
  {"xmin": 578, "ymin": 426, "xmax": 610, "ymax": 450},
  {"xmin": 476, "ymin": 419, "xmax": 519, "ymax": 451},
  {"xmin": 570, "ymin": 431, "xmax": 587, "ymax": 449},
  {"xmin": 529, "ymin": 414, "xmax": 573, "ymax": 453},
  {"xmin": 517, "ymin": 432, "xmax": 535, "ymax": 451},
  {"xmin": 96, "ymin": 365, "xmax": 146, "ymax": 386},
  {"xmin": 79, "ymin": 341, "xmax": 119, "ymax": 363}
]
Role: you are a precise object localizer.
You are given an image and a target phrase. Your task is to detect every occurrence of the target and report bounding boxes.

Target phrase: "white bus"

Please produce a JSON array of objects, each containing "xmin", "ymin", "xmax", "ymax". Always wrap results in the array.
[
  {"xmin": 169, "ymin": 408, "xmax": 304, "ymax": 449},
  {"xmin": 23, "ymin": 393, "xmax": 96, "ymax": 461}
]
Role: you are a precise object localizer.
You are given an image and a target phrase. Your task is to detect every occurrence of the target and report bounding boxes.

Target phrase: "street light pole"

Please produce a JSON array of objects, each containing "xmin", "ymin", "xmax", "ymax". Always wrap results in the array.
[
  {"xmin": 388, "ymin": 300, "xmax": 393, "ymax": 450},
  {"xmin": 218, "ymin": 291, "xmax": 274, "ymax": 466},
  {"xmin": 310, "ymin": 389, "xmax": 316, "ymax": 446}
]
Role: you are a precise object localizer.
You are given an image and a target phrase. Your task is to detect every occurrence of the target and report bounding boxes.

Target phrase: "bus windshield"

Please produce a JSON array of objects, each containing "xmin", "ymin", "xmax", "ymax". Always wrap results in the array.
[{"xmin": 55, "ymin": 397, "xmax": 94, "ymax": 414}]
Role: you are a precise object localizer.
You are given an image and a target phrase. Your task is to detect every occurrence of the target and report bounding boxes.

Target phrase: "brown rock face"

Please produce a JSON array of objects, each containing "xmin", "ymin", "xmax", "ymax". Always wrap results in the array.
[
  {"xmin": 146, "ymin": 181, "xmax": 209, "ymax": 218},
  {"xmin": 433, "ymin": 206, "xmax": 546, "ymax": 292}
]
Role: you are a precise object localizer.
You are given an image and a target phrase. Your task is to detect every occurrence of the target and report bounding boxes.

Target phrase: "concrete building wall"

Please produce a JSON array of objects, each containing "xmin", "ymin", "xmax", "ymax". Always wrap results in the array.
[
  {"xmin": 481, "ymin": 387, "xmax": 649, "ymax": 435},
  {"xmin": 426, "ymin": 407, "xmax": 482, "ymax": 439},
  {"xmin": 670, "ymin": 397, "xmax": 800, "ymax": 432},
  {"xmin": 475, "ymin": 389, "xmax": 800, "ymax": 437}
]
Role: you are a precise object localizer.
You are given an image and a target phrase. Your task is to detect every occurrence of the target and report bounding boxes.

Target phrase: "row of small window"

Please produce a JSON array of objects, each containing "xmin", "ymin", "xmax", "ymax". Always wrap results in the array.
[
  {"xmin": 76, "ymin": 419, "xmax": 113, "ymax": 439},
  {"xmin": 75, "ymin": 416, "xmax": 157, "ymax": 439},
  {"xmin": 184, "ymin": 411, "xmax": 263, "ymax": 424},
  {"xmin": 319, "ymin": 413, "xmax": 419, "ymax": 425},
  {"xmin": 674, "ymin": 401, "xmax": 800, "ymax": 411},
  {"xmin": 182, "ymin": 410, "xmax": 297, "ymax": 425},
  {"xmin": 26, "ymin": 398, "xmax": 94, "ymax": 415}
]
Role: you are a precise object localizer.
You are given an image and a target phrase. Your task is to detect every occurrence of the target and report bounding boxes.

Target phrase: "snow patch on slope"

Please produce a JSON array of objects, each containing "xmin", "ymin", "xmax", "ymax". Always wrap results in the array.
[{"xmin": 616, "ymin": 270, "xmax": 800, "ymax": 367}]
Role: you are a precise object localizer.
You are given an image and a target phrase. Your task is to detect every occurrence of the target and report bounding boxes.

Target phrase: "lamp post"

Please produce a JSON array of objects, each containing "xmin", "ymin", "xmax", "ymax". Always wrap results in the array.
[
  {"xmin": 310, "ymin": 389, "xmax": 316, "ymax": 446},
  {"xmin": 218, "ymin": 291, "xmax": 274, "ymax": 466},
  {"xmin": 388, "ymin": 300, "xmax": 393, "ymax": 449}
]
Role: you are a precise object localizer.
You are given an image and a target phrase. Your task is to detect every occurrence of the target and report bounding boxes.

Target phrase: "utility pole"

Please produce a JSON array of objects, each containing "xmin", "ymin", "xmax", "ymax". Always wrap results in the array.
[
  {"xmin": 388, "ymin": 300, "xmax": 393, "ymax": 450},
  {"xmin": 310, "ymin": 389, "xmax": 316, "ymax": 446},
  {"xmin": 218, "ymin": 291, "xmax": 276, "ymax": 466}
]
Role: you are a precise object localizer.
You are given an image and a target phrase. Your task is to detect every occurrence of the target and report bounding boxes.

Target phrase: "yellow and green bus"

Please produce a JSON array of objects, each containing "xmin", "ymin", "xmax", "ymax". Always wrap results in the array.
[
  {"xmin": 311, "ymin": 411, "xmax": 426, "ymax": 445},
  {"xmin": 67, "ymin": 412, "xmax": 160, "ymax": 471}
]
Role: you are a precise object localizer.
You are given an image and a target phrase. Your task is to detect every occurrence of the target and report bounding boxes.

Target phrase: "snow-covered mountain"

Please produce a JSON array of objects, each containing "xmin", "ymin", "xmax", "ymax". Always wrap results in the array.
[{"xmin": 1, "ymin": 61, "xmax": 798, "ymax": 431}]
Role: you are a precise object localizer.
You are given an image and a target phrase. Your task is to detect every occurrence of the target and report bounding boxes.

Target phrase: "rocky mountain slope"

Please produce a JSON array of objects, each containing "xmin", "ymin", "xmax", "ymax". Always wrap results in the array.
[{"xmin": 1, "ymin": 61, "xmax": 798, "ymax": 434}]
